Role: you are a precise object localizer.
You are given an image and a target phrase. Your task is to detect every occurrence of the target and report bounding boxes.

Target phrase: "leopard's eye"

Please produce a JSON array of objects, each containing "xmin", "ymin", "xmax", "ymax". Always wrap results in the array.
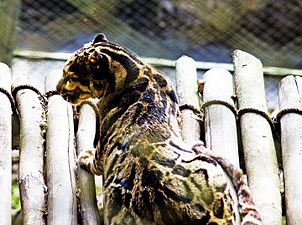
[
  {"xmin": 68, "ymin": 64, "xmax": 78, "ymax": 73},
  {"xmin": 67, "ymin": 76, "xmax": 77, "ymax": 83}
]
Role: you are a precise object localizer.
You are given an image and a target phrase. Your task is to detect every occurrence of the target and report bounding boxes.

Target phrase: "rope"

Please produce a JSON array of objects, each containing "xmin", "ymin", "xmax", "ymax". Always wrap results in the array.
[
  {"xmin": 44, "ymin": 90, "xmax": 59, "ymax": 99},
  {"xmin": 0, "ymin": 87, "xmax": 17, "ymax": 114},
  {"xmin": 273, "ymin": 108, "xmax": 302, "ymax": 134},
  {"xmin": 238, "ymin": 107, "xmax": 280, "ymax": 137},
  {"xmin": 201, "ymin": 99, "xmax": 238, "ymax": 117},
  {"xmin": 274, "ymin": 107, "xmax": 302, "ymax": 122},
  {"xmin": 187, "ymin": 98, "xmax": 282, "ymax": 137},
  {"xmin": 14, "ymin": 84, "xmax": 297, "ymax": 142},
  {"xmin": 79, "ymin": 100, "xmax": 100, "ymax": 120},
  {"xmin": 12, "ymin": 84, "xmax": 48, "ymax": 133},
  {"xmin": 200, "ymin": 99, "xmax": 277, "ymax": 131},
  {"xmin": 44, "ymin": 88, "xmax": 101, "ymax": 145},
  {"xmin": 12, "ymin": 84, "xmax": 47, "ymax": 107},
  {"xmin": 179, "ymin": 104, "xmax": 203, "ymax": 120},
  {"xmin": 238, "ymin": 107, "xmax": 273, "ymax": 125},
  {"xmin": 12, "ymin": 84, "xmax": 48, "ymax": 130}
]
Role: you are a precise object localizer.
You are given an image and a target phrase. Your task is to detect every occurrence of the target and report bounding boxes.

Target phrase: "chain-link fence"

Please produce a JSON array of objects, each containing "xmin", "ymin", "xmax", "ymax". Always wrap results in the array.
[
  {"xmin": 2, "ymin": 0, "xmax": 302, "ymax": 110},
  {"xmin": 15, "ymin": 0, "xmax": 302, "ymax": 67}
]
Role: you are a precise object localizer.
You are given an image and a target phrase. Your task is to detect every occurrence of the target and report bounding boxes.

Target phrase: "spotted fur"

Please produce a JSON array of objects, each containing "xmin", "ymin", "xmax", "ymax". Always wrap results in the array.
[{"xmin": 57, "ymin": 33, "xmax": 262, "ymax": 225}]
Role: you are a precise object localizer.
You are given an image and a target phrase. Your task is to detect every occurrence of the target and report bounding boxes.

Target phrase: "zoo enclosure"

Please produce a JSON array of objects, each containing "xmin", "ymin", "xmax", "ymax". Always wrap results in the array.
[
  {"xmin": 1, "ymin": 50, "xmax": 302, "ymax": 225},
  {"xmin": 2, "ymin": 1, "xmax": 302, "ymax": 224}
]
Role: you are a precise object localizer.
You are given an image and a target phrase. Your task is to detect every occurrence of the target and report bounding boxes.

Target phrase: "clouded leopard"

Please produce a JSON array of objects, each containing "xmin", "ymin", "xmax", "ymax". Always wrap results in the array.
[{"xmin": 56, "ymin": 33, "xmax": 262, "ymax": 225}]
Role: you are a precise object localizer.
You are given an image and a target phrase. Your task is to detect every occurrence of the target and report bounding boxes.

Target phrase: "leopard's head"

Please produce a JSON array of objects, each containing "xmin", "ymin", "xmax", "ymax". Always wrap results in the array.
[{"xmin": 56, "ymin": 33, "xmax": 115, "ymax": 105}]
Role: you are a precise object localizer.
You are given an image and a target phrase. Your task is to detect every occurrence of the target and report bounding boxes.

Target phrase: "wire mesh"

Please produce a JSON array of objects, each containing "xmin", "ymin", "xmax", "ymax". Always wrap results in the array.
[
  {"xmin": 3, "ymin": 0, "xmax": 302, "ymax": 110},
  {"xmin": 16, "ymin": 0, "xmax": 302, "ymax": 68}
]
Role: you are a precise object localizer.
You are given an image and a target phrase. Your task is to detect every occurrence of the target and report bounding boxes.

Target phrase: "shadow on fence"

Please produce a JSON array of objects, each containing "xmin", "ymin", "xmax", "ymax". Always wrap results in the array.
[{"xmin": 0, "ymin": 50, "xmax": 301, "ymax": 225}]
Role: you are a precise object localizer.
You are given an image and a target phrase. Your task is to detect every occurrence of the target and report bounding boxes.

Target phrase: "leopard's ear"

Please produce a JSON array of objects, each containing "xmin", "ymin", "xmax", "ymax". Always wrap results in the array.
[
  {"xmin": 89, "ymin": 50, "xmax": 103, "ymax": 65},
  {"xmin": 93, "ymin": 33, "xmax": 108, "ymax": 44}
]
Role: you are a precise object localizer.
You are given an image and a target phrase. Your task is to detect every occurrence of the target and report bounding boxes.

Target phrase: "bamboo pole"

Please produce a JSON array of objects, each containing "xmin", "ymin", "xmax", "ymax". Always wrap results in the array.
[
  {"xmin": 233, "ymin": 50, "xmax": 281, "ymax": 225},
  {"xmin": 175, "ymin": 56, "xmax": 241, "ymax": 224},
  {"xmin": 77, "ymin": 102, "xmax": 102, "ymax": 225},
  {"xmin": 279, "ymin": 75, "xmax": 302, "ymax": 225},
  {"xmin": 175, "ymin": 56, "xmax": 200, "ymax": 144},
  {"xmin": 12, "ymin": 76, "xmax": 46, "ymax": 225},
  {"xmin": 203, "ymin": 68, "xmax": 239, "ymax": 167},
  {"xmin": 202, "ymin": 68, "xmax": 240, "ymax": 225},
  {"xmin": 45, "ymin": 70, "xmax": 77, "ymax": 225},
  {"xmin": 0, "ymin": 63, "xmax": 12, "ymax": 225}
]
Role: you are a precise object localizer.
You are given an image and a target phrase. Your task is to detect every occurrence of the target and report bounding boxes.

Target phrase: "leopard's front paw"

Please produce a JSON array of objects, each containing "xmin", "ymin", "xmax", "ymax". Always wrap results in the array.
[
  {"xmin": 77, "ymin": 148, "xmax": 96, "ymax": 168},
  {"xmin": 77, "ymin": 148, "xmax": 103, "ymax": 175}
]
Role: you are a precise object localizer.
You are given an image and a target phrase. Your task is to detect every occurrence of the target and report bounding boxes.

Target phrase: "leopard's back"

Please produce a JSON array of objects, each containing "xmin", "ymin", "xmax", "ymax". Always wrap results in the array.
[{"xmin": 56, "ymin": 33, "xmax": 262, "ymax": 225}]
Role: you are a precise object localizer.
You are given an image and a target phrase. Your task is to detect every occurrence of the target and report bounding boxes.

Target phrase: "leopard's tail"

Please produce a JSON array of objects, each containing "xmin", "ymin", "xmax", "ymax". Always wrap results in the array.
[
  {"xmin": 193, "ymin": 145, "xmax": 262, "ymax": 225},
  {"xmin": 217, "ymin": 157, "xmax": 262, "ymax": 225}
]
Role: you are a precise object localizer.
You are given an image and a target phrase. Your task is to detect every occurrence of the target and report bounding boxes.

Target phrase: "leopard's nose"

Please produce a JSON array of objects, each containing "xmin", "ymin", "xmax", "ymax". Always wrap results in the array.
[
  {"xmin": 56, "ymin": 79, "xmax": 63, "ymax": 94},
  {"xmin": 56, "ymin": 79, "xmax": 70, "ymax": 101}
]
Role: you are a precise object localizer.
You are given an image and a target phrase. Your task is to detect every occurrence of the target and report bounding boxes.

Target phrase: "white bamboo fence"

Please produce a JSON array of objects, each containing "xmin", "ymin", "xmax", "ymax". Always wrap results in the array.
[
  {"xmin": 0, "ymin": 63, "xmax": 13, "ymax": 225},
  {"xmin": 233, "ymin": 50, "xmax": 281, "ymax": 225},
  {"xmin": 12, "ymin": 76, "xmax": 47, "ymax": 225},
  {"xmin": 175, "ymin": 56, "xmax": 201, "ymax": 144},
  {"xmin": 1, "ymin": 50, "xmax": 301, "ymax": 225},
  {"xmin": 45, "ymin": 71, "xmax": 77, "ymax": 225},
  {"xmin": 202, "ymin": 67, "xmax": 241, "ymax": 225},
  {"xmin": 278, "ymin": 76, "xmax": 302, "ymax": 225},
  {"xmin": 76, "ymin": 101, "xmax": 102, "ymax": 225}
]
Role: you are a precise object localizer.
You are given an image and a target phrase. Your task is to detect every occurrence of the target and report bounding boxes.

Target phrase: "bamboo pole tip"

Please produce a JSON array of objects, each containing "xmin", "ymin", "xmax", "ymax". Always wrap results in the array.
[
  {"xmin": 176, "ymin": 55, "xmax": 195, "ymax": 65},
  {"xmin": 0, "ymin": 62, "xmax": 12, "ymax": 89},
  {"xmin": 0, "ymin": 62, "xmax": 10, "ymax": 72},
  {"xmin": 12, "ymin": 75, "xmax": 32, "ymax": 89},
  {"xmin": 204, "ymin": 67, "xmax": 232, "ymax": 78},
  {"xmin": 280, "ymin": 74, "xmax": 295, "ymax": 83},
  {"xmin": 44, "ymin": 69, "xmax": 63, "ymax": 92},
  {"xmin": 232, "ymin": 49, "xmax": 262, "ymax": 68}
]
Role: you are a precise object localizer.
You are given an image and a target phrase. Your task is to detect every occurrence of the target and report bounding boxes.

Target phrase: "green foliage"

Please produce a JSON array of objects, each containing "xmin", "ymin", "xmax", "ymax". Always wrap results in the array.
[
  {"xmin": 12, "ymin": 179, "xmax": 21, "ymax": 210},
  {"xmin": 282, "ymin": 216, "xmax": 287, "ymax": 225}
]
